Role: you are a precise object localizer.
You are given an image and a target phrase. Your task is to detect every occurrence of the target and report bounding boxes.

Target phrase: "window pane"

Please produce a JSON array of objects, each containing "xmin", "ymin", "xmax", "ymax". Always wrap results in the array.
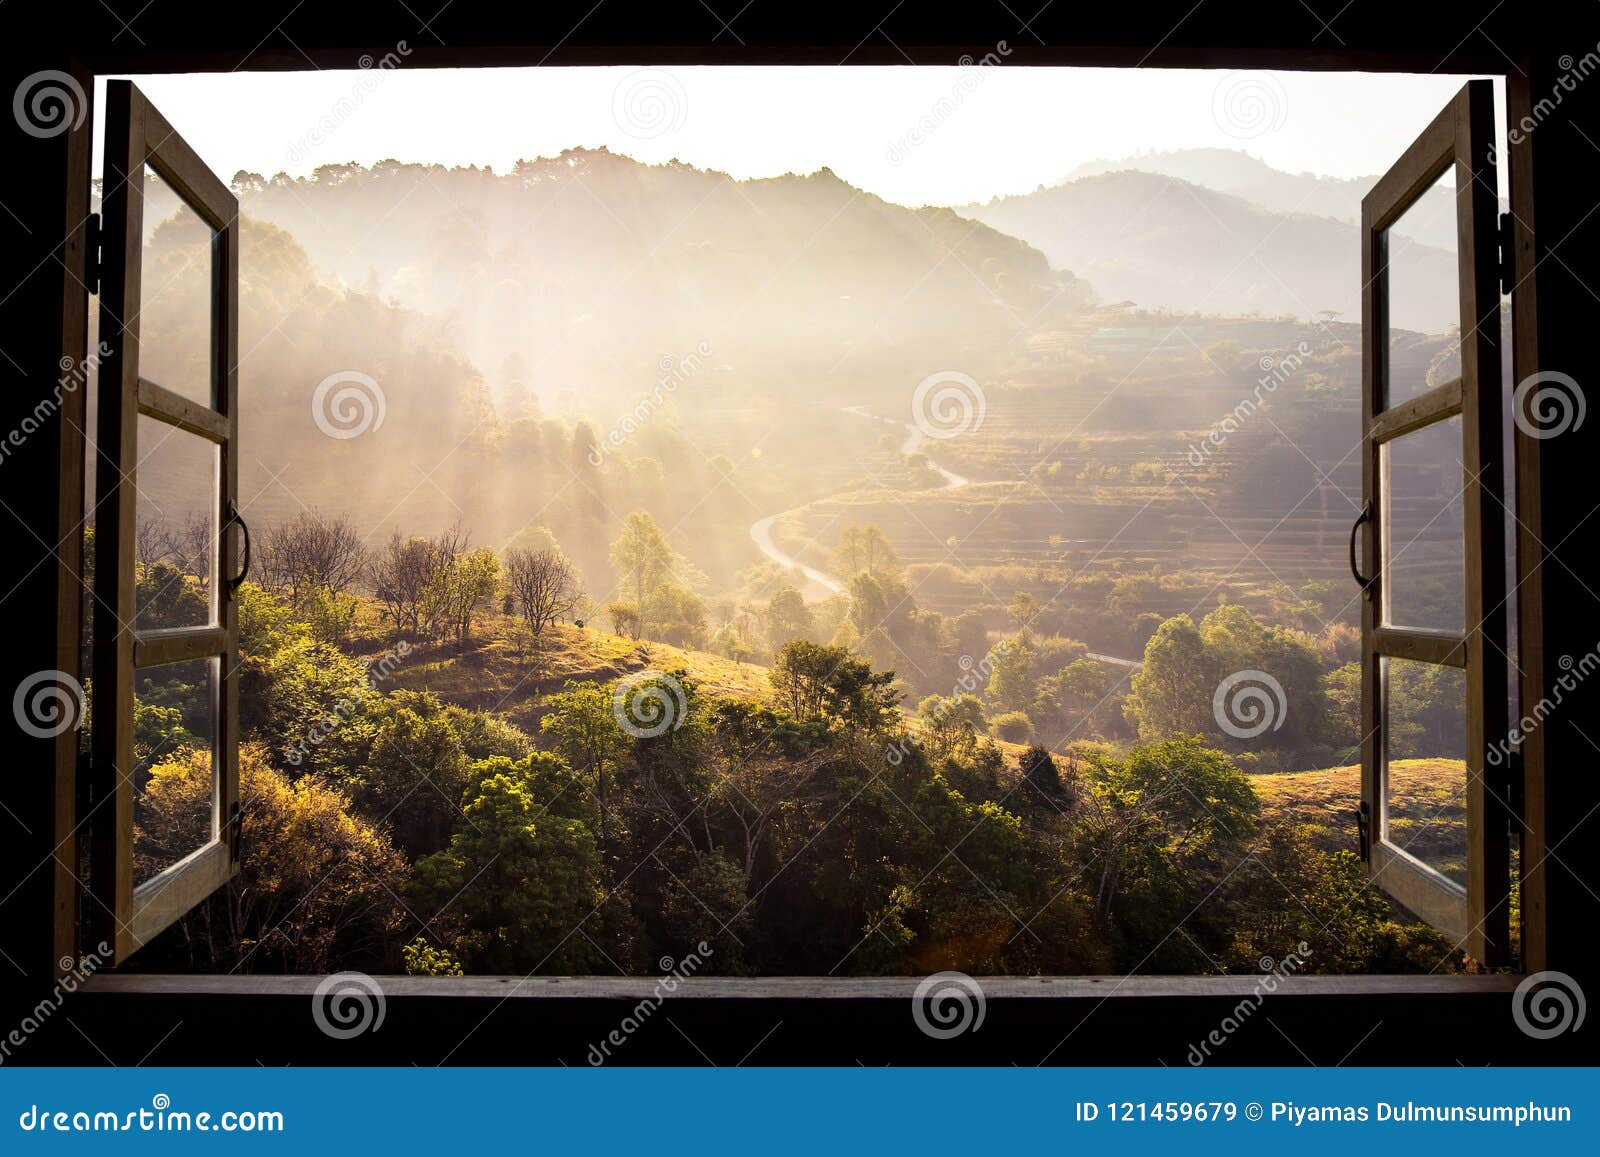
[
  {"xmin": 1381, "ymin": 657, "xmax": 1467, "ymax": 889},
  {"xmin": 139, "ymin": 168, "xmax": 215, "ymax": 407},
  {"xmin": 1381, "ymin": 415, "xmax": 1464, "ymax": 632},
  {"xmin": 1383, "ymin": 171, "xmax": 1460, "ymax": 408},
  {"xmin": 132, "ymin": 657, "xmax": 219, "ymax": 886},
  {"xmin": 135, "ymin": 414, "xmax": 218, "ymax": 630}
]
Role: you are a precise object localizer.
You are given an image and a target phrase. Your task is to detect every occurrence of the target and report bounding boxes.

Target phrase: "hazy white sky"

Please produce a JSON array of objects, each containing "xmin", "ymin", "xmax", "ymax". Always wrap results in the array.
[{"xmin": 97, "ymin": 66, "xmax": 1501, "ymax": 206}]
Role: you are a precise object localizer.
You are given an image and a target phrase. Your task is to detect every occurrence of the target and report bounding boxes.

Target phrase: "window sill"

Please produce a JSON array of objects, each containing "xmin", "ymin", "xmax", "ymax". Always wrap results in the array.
[
  {"xmin": 44, "ymin": 973, "xmax": 1563, "ymax": 1066},
  {"xmin": 83, "ymin": 973, "xmax": 1520, "ymax": 999}
]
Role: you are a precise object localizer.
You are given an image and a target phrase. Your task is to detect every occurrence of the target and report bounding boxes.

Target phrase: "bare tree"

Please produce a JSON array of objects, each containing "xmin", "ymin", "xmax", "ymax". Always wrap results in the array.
[
  {"xmin": 174, "ymin": 510, "xmax": 214, "ymax": 591},
  {"xmin": 261, "ymin": 510, "xmax": 367, "ymax": 603},
  {"xmin": 370, "ymin": 523, "xmax": 468, "ymax": 639},
  {"xmin": 504, "ymin": 547, "xmax": 581, "ymax": 647},
  {"xmin": 134, "ymin": 520, "xmax": 175, "ymax": 569},
  {"xmin": 252, "ymin": 523, "xmax": 289, "ymax": 592},
  {"xmin": 370, "ymin": 531, "xmax": 438, "ymax": 637}
]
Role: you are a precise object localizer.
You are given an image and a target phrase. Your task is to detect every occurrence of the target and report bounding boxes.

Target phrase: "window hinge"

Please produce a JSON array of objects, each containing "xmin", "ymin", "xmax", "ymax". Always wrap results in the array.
[
  {"xmin": 75, "ymin": 751, "xmax": 95, "ymax": 815},
  {"xmin": 1355, "ymin": 800, "xmax": 1371, "ymax": 862},
  {"xmin": 1503, "ymin": 747, "xmax": 1526, "ymax": 832},
  {"xmin": 226, "ymin": 800, "xmax": 243, "ymax": 864},
  {"xmin": 1498, "ymin": 210, "xmax": 1516, "ymax": 297},
  {"xmin": 84, "ymin": 213, "xmax": 102, "ymax": 296}
]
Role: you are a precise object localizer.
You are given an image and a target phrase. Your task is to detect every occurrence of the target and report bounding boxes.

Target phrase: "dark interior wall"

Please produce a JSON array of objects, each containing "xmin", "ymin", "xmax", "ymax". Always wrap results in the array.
[
  {"xmin": 1508, "ymin": 51, "xmax": 1600, "ymax": 986},
  {"xmin": 4, "ymin": 0, "xmax": 1598, "ymax": 1062},
  {"xmin": 43, "ymin": 1, "xmax": 1553, "ymax": 73}
]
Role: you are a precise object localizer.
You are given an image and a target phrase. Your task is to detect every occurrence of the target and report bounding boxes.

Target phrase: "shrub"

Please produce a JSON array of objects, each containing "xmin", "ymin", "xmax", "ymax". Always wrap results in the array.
[{"xmin": 990, "ymin": 710, "xmax": 1035, "ymax": 743}]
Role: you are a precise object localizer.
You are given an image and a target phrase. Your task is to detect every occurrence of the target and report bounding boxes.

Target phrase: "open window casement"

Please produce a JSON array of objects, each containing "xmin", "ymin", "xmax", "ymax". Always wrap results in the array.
[
  {"xmin": 90, "ymin": 80, "xmax": 244, "ymax": 963},
  {"xmin": 1357, "ymin": 79, "xmax": 1512, "ymax": 966}
]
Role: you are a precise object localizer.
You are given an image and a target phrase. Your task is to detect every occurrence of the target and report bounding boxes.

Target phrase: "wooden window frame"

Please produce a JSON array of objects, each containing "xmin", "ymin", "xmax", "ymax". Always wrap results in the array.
[
  {"xmin": 89, "ymin": 78, "xmax": 242, "ymax": 963},
  {"xmin": 9, "ymin": 38, "xmax": 1563, "ymax": 1060},
  {"xmin": 1358, "ymin": 79, "xmax": 1511, "ymax": 965}
]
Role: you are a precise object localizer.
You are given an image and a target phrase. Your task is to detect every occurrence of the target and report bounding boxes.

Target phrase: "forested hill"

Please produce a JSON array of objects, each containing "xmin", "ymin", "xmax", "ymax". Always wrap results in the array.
[{"xmin": 196, "ymin": 151, "xmax": 1094, "ymax": 406}]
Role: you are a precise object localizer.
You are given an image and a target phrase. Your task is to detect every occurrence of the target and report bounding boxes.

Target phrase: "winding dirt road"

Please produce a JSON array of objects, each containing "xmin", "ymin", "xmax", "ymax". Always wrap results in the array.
[
  {"xmin": 747, "ymin": 405, "xmax": 1141, "ymax": 669},
  {"xmin": 748, "ymin": 406, "xmax": 967, "ymax": 599}
]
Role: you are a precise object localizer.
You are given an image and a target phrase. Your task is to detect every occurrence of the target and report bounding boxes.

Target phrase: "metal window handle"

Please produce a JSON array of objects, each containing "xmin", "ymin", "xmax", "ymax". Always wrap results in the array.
[
  {"xmin": 226, "ymin": 500, "xmax": 251, "ymax": 593},
  {"xmin": 1348, "ymin": 500, "xmax": 1374, "ymax": 600}
]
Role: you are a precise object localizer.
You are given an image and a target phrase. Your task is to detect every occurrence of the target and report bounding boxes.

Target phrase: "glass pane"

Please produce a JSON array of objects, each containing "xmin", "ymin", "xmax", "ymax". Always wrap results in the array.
[
  {"xmin": 1381, "ymin": 657, "xmax": 1467, "ymax": 888},
  {"xmin": 1384, "ymin": 170, "xmax": 1460, "ymax": 408},
  {"xmin": 139, "ymin": 168, "xmax": 215, "ymax": 407},
  {"xmin": 132, "ymin": 657, "xmax": 219, "ymax": 886},
  {"xmin": 135, "ymin": 414, "xmax": 217, "ymax": 630},
  {"xmin": 1380, "ymin": 415, "xmax": 1464, "ymax": 632}
]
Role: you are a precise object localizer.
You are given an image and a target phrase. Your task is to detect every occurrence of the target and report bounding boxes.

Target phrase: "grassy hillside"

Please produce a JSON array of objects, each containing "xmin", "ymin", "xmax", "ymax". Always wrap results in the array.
[
  {"xmin": 1255, "ymin": 759, "xmax": 1467, "ymax": 886},
  {"xmin": 380, "ymin": 616, "xmax": 773, "ymax": 731}
]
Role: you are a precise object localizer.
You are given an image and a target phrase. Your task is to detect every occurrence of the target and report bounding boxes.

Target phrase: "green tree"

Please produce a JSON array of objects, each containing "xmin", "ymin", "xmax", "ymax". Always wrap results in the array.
[
  {"xmin": 414, "ymin": 753, "xmax": 603, "ymax": 974},
  {"xmin": 990, "ymin": 710, "xmax": 1035, "ymax": 743},
  {"xmin": 644, "ymin": 581, "xmax": 708, "ymax": 648},
  {"xmin": 610, "ymin": 510, "xmax": 686, "ymax": 640},
  {"xmin": 1123, "ymin": 615, "xmax": 1218, "ymax": 742},
  {"xmin": 766, "ymin": 586, "xmax": 814, "ymax": 650},
  {"xmin": 134, "ymin": 561, "xmax": 209, "ymax": 629},
  {"xmin": 769, "ymin": 640, "xmax": 899, "ymax": 731},
  {"xmin": 833, "ymin": 523, "xmax": 900, "ymax": 582},
  {"xmin": 1020, "ymin": 742, "xmax": 1063, "ymax": 799},
  {"xmin": 133, "ymin": 743, "xmax": 409, "ymax": 973},
  {"xmin": 429, "ymin": 545, "xmax": 500, "ymax": 641},
  {"xmin": 916, "ymin": 692, "xmax": 986, "ymax": 762},
  {"xmin": 660, "ymin": 851, "xmax": 752, "ymax": 973},
  {"xmin": 334, "ymin": 699, "xmax": 472, "ymax": 858},
  {"xmin": 540, "ymin": 680, "xmax": 630, "ymax": 859},
  {"xmin": 985, "ymin": 633, "xmax": 1038, "ymax": 714},
  {"xmin": 1076, "ymin": 738, "xmax": 1259, "ymax": 969}
]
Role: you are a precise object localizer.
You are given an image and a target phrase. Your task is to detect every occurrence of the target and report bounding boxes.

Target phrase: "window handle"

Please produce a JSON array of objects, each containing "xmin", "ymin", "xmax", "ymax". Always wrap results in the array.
[
  {"xmin": 226, "ymin": 500, "xmax": 251, "ymax": 594},
  {"xmin": 1348, "ymin": 500, "xmax": 1374, "ymax": 600}
]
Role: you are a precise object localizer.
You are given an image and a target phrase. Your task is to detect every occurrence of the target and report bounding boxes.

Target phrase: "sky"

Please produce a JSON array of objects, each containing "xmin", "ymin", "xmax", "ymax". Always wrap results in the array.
[{"xmin": 96, "ymin": 66, "xmax": 1503, "ymax": 207}]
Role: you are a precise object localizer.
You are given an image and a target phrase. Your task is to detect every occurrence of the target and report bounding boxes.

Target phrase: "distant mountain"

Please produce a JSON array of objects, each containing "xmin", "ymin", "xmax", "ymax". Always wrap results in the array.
[
  {"xmin": 955, "ymin": 169, "xmax": 1457, "ymax": 332},
  {"xmin": 1062, "ymin": 147, "xmax": 1458, "ymax": 251},
  {"xmin": 196, "ymin": 150, "xmax": 1092, "ymax": 413}
]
